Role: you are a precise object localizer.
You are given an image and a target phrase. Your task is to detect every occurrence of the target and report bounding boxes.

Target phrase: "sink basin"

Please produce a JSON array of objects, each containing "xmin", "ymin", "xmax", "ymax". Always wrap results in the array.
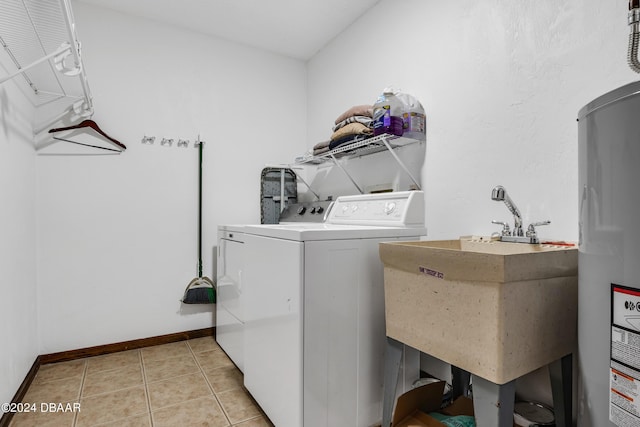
[{"xmin": 379, "ymin": 237, "xmax": 578, "ymax": 384}]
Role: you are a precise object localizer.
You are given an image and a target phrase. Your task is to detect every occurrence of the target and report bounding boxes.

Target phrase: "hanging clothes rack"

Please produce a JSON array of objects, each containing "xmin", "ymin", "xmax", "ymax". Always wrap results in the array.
[{"xmin": 0, "ymin": 0, "xmax": 94, "ymax": 126}]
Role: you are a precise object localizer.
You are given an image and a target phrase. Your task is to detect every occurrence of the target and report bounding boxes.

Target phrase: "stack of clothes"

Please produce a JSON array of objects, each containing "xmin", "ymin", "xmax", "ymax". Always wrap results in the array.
[{"xmin": 313, "ymin": 104, "xmax": 374, "ymax": 156}]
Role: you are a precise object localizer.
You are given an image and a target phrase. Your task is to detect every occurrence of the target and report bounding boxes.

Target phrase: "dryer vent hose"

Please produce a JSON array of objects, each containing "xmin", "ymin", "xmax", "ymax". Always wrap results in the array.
[{"xmin": 629, "ymin": 0, "xmax": 640, "ymax": 72}]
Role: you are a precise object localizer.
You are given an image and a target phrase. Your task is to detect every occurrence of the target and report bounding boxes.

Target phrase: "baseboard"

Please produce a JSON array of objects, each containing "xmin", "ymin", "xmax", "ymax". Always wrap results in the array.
[
  {"xmin": 0, "ymin": 327, "xmax": 215, "ymax": 427},
  {"xmin": 0, "ymin": 356, "xmax": 41, "ymax": 427},
  {"xmin": 39, "ymin": 327, "xmax": 214, "ymax": 364}
]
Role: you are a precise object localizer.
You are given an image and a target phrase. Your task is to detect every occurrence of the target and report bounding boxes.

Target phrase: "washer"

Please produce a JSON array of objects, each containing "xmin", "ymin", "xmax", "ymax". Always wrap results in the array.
[{"xmin": 241, "ymin": 191, "xmax": 426, "ymax": 427}]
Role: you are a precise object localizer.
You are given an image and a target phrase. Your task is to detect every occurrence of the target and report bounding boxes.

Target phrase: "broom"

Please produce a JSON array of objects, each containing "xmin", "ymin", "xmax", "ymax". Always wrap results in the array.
[{"xmin": 182, "ymin": 139, "xmax": 216, "ymax": 304}]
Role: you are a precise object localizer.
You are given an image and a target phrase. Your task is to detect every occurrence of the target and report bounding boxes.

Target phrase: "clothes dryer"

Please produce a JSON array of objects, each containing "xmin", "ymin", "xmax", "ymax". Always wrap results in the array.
[
  {"xmin": 216, "ymin": 199, "xmax": 335, "ymax": 371},
  {"xmin": 216, "ymin": 224, "xmax": 246, "ymax": 372}
]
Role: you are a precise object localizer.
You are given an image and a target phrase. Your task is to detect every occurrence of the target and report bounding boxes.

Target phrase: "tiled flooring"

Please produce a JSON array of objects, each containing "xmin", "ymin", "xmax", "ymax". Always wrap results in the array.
[{"xmin": 9, "ymin": 337, "xmax": 274, "ymax": 427}]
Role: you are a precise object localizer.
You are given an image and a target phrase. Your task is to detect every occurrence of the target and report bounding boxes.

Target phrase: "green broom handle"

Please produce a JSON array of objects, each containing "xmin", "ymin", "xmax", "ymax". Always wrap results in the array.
[{"xmin": 198, "ymin": 140, "xmax": 203, "ymax": 279}]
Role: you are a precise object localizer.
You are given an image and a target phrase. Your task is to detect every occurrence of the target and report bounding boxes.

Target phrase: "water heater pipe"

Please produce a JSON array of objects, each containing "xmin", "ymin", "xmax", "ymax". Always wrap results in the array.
[{"xmin": 628, "ymin": 0, "xmax": 640, "ymax": 72}]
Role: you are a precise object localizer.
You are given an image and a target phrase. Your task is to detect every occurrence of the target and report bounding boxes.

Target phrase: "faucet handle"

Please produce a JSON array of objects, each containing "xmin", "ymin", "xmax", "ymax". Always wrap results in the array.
[
  {"xmin": 527, "ymin": 220, "xmax": 551, "ymax": 233},
  {"xmin": 526, "ymin": 220, "xmax": 550, "ymax": 242},
  {"xmin": 491, "ymin": 220, "xmax": 511, "ymax": 236}
]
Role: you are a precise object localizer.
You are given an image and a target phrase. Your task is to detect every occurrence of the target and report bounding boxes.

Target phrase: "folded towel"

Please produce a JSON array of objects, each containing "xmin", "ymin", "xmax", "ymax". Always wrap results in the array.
[
  {"xmin": 330, "ymin": 122, "xmax": 372, "ymax": 142},
  {"xmin": 333, "ymin": 116, "xmax": 373, "ymax": 132},
  {"xmin": 313, "ymin": 140, "xmax": 330, "ymax": 150},
  {"xmin": 334, "ymin": 105, "xmax": 373, "ymax": 124},
  {"xmin": 313, "ymin": 146, "xmax": 331, "ymax": 156}
]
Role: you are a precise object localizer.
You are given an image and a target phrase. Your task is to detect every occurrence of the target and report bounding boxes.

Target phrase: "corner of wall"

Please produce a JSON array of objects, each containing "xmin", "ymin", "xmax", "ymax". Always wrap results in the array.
[{"xmin": 0, "ymin": 82, "xmax": 39, "ymax": 404}]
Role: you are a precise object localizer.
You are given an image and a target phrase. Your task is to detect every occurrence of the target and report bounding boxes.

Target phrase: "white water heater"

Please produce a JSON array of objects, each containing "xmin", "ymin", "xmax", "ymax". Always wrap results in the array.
[{"xmin": 578, "ymin": 81, "xmax": 640, "ymax": 427}]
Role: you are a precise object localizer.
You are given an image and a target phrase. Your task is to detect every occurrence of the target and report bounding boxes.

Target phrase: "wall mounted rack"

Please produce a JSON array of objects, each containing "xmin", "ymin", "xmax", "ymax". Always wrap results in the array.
[
  {"xmin": 0, "ymin": 0, "xmax": 93, "ymax": 130},
  {"xmin": 277, "ymin": 133, "xmax": 423, "ymax": 197},
  {"xmin": 141, "ymin": 135, "xmax": 205, "ymax": 148}
]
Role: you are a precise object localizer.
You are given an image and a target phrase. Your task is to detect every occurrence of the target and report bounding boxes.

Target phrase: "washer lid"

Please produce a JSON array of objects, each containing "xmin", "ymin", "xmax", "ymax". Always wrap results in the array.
[
  {"xmin": 218, "ymin": 224, "xmax": 247, "ymax": 233},
  {"xmin": 242, "ymin": 222, "xmax": 427, "ymax": 241}
]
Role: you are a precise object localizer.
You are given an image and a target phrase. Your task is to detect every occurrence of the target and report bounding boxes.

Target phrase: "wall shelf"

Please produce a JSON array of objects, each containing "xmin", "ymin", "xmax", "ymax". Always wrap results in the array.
[
  {"xmin": 279, "ymin": 133, "xmax": 424, "ymax": 197},
  {"xmin": 298, "ymin": 133, "xmax": 421, "ymax": 164},
  {"xmin": 0, "ymin": 0, "xmax": 93, "ymax": 129}
]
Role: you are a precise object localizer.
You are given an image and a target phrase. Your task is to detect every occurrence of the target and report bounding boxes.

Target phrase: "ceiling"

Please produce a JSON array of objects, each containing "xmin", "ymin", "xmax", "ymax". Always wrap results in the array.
[{"xmin": 75, "ymin": 0, "xmax": 381, "ymax": 60}]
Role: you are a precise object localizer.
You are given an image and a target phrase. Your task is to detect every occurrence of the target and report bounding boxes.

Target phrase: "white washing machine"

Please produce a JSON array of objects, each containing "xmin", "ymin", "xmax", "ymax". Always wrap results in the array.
[{"xmin": 241, "ymin": 191, "xmax": 427, "ymax": 427}]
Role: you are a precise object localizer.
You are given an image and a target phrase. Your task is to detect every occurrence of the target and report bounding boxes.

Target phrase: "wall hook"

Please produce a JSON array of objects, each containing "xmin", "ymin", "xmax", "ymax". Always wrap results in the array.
[
  {"xmin": 161, "ymin": 138, "xmax": 173, "ymax": 147},
  {"xmin": 177, "ymin": 139, "xmax": 189, "ymax": 148},
  {"xmin": 141, "ymin": 135, "xmax": 155, "ymax": 144}
]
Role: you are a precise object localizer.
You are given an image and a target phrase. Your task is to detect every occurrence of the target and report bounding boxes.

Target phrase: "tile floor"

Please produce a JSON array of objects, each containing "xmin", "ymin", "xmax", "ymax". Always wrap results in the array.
[{"xmin": 8, "ymin": 337, "xmax": 274, "ymax": 427}]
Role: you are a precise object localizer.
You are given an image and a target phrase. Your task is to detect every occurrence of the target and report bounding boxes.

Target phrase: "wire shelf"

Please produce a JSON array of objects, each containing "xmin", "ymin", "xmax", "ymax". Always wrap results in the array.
[
  {"xmin": 0, "ymin": 0, "xmax": 92, "ymax": 122},
  {"xmin": 284, "ymin": 133, "xmax": 424, "ymax": 195},
  {"xmin": 299, "ymin": 134, "xmax": 421, "ymax": 164}
]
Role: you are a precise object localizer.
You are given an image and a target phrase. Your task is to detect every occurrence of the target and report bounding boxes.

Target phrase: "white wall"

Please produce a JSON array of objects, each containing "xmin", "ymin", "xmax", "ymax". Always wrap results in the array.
[
  {"xmin": 35, "ymin": 2, "xmax": 307, "ymax": 353},
  {"xmin": 307, "ymin": 0, "xmax": 637, "ymax": 407},
  {"xmin": 3, "ymin": 0, "xmax": 636, "ymax": 409},
  {"xmin": 308, "ymin": 0, "xmax": 634, "ymax": 242},
  {"xmin": 0, "ymin": 82, "xmax": 38, "ymax": 404}
]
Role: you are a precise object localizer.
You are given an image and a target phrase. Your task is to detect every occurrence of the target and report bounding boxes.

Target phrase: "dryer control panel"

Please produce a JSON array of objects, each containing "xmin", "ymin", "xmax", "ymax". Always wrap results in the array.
[
  {"xmin": 326, "ymin": 191, "xmax": 424, "ymax": 227},
  {"xmin": 279, "ymin": 200, "xmax": 334, "ymax": 223}
]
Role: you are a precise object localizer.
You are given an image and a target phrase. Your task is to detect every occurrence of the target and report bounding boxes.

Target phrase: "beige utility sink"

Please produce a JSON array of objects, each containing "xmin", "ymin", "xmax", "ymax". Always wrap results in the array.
[{"xmin": 380, "ymin": 237, "xmax": 578, "ymax": 385}]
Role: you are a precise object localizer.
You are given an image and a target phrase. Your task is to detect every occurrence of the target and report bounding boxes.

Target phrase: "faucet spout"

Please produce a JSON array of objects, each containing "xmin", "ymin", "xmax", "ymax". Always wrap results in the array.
[{"xmin": 491, "ymin": 185, "xmax": 523, "ymax": 236}]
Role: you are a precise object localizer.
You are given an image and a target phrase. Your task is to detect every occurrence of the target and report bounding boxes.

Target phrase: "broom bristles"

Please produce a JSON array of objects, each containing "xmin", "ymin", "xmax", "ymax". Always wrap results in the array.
[
  {"xmin": 182, "ymin": 287, "xmax": 215, "ymax": 304},
  {"xmin": 182, "ymin": 277, "xmax": 216, "ymax": 304}
]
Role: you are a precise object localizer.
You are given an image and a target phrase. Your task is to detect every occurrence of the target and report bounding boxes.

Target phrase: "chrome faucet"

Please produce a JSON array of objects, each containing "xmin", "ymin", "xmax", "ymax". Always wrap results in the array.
[
  {"xmin": 491, "ymin": 185, "xmax": 524, "ymax": 237},
  {"xmin": 491, "ymin": 185, "xmax": 550, "ymax": 243}
]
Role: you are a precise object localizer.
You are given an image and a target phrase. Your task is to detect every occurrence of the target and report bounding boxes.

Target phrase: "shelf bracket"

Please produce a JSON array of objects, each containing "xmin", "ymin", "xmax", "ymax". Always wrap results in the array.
[
  {"xmin": 380, "ymin": 136, "xmax": 422, "ymax": 191},
  {"xmin": 329, "ymin": 152, "xmax": 365, "ymax": 194},
  {"xmin": 290, "ymin": 169, "xmax": 321, "ymax": 201}
]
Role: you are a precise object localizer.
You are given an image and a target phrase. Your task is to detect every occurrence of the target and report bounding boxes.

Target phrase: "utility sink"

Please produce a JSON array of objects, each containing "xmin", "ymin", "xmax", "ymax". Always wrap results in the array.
[{"xmin": 379, "ymin": 237, "xmax": 578, "ymax": 384}]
